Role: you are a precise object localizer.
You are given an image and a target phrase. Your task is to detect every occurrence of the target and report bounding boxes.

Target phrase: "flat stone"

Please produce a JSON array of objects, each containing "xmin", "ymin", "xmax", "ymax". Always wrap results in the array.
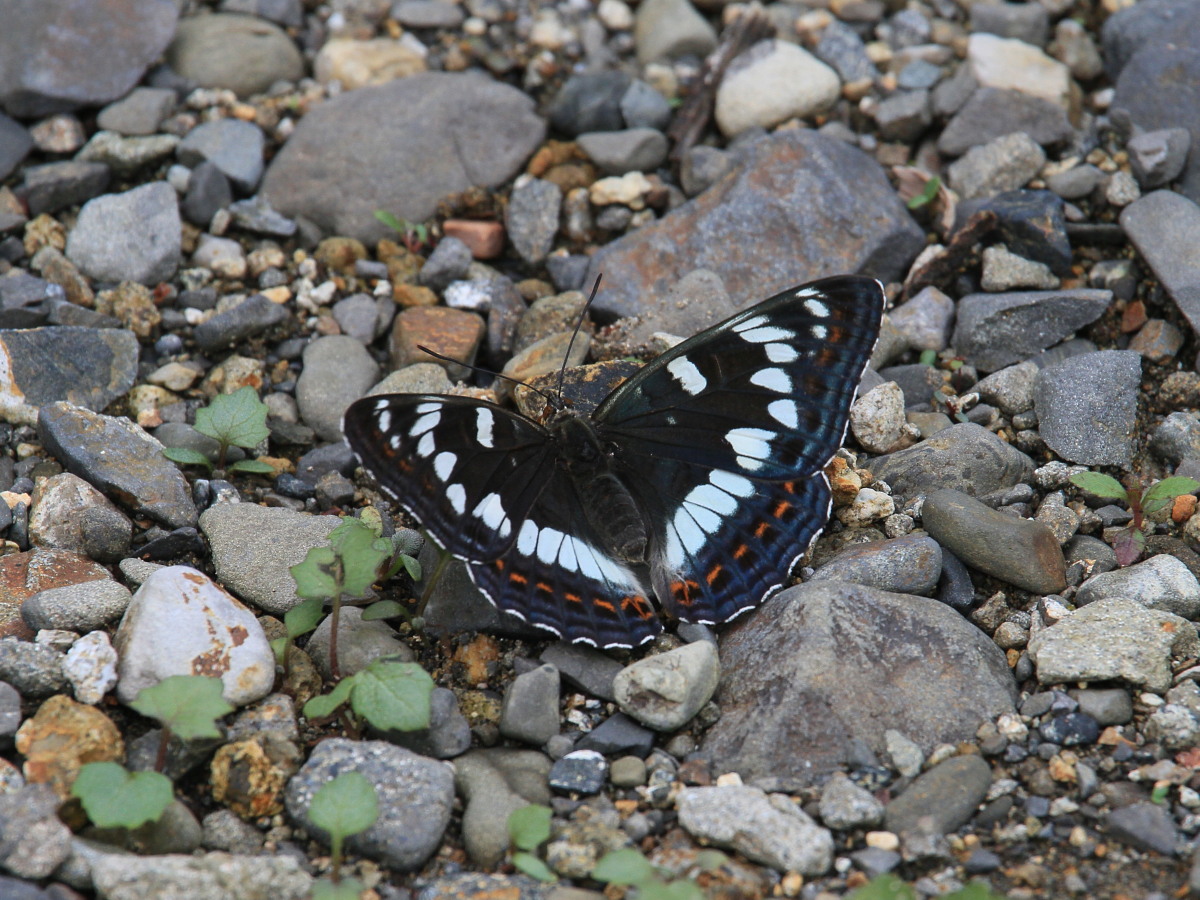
[
  {"xmin": 64, "ymin": 182, "xmax": 181, "ymax": 286},
  {"xmin": 714, "ymin": 40, "xmax": 840, "ymax": 137},
  {"xmin": 455, "ymin": 748, "xmax": 552, "ymax": 867},
  {"xmin": 869, "ymin": 422, "xmax": 1035, "ymax": 500},
  {"xmin": 90, "ymin": 851, "xmax": 312, "ymax": 900},
  {"xmin": 1034, "ymin": 350, "xmax": 1141, "ymax": 467},
  {"xmin": 1121, "ymin": 191, "xmax": 1200, "ymax": 338},
  {"xmin": 613, "ymin": 640, "xmax": 719, "ymax": 731},
  {"xmin": 883, "ymin": 754, "xmax": 992, "ymax": 835},
  {"xmin": 165, "ymin": 13, "xmax": 304, "ymax": 98},
  {"xmin": 810, "ymin": 534, "xmax": 943, "ymax": 595},
  {"xmin": 1076, "ymin": 554, "xmax": 1200, "ymax": 619}
]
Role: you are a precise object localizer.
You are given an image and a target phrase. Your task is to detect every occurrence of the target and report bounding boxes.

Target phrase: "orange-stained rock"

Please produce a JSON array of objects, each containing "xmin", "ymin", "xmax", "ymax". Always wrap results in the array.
[
  {"xmin": 442, "ymin": 219, "xmax": 505, "ymax": 259},
  {"xmin": 0, "ymin": 548, "xmax": 110, "ymax": 640},
  {"xmin": 15, "ymin": 694, "xmax": 123, "ymax": 799}
]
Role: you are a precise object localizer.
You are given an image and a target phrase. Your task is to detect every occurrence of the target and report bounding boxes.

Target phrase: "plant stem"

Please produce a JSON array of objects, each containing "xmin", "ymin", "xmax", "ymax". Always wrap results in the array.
[
  {"xmin": 417, "ymin": 546, "xmax": 453, "ymax": 612},
  {"xmin": 329, "ymin": 595, "xmax": 342, "ymax": 682},
  {"xmin": 155, "ymin": 725, "xmax": 172, "ymax": 774}
]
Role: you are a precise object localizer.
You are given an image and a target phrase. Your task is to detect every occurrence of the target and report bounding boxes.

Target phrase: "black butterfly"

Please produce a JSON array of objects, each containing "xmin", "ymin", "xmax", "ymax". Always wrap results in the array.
[{"xmin": 342, "ymin": 275, "xmax": 885, "ymax": 649}]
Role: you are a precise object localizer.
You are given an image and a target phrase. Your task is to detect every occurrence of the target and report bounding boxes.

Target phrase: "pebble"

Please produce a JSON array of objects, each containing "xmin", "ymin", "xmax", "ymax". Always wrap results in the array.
[
  {"xmin": 28, "ymin": 471, "xmax": 132, "ymax": 560},
  {"xmin": 818, "ymin": 772, "xmax": 885, "ymax": 830},
  {"xmin": 1076, "ymin": 554, "xmax": 1200, "ymax": 619},
  {"xmin": 887, "ymin": 286, "xmax": 954, "ymax": 352},
  {"xmin": 286, "ymin": 738, "xmax": 454, "ymax": 871},
  {"xmin": 505, "ymin": 177, "xmax": 562, "ymax": 266},
  {"xmin": 540, "ymin": 641, "xmax": 623, "ymax": 701},
  {"xmin": 15, "ymin": 693, "xmax": 123, "ymax": 799},
  {"xmin": 849, "ymin": 381, "xmax": 908, "ymax": 454},
  {"xmin": 703, "ymin": 581, "xmax": 1015, "ymax": 789},
  {"xmin": 1105, "ymin": 801, "xmax": 1180, "ymax": 856},
  {"xmin": 1128, "ymin": 128, "xmax": 1191, "ymax": 189},
  {"xmin": 974, "ymin": 360, "xmax": 1038, "ymax": 416},
  {"xmin": 884, "ymin": 754, "xmax": 992, "ymax": 836},
  {"xmin": 945, "ymin": 131, "xmax": 1046, "ymax": 201},
  {"xmin": 576, "ymin": 128, "xmax": 668, "ymax": 176},
  {"xmin": 165, "ymin": 13, "xmax": 304, "ymax": 97},
  {"xmin": 870, "ymin": 423, "xmax": 1035, "ymax": 500},
  {"xmin": 715, "ymin": 40, "xmax": 840, "ymax": 137},
  {"xmin": 612, "ymin": 639, "xmax": 719, "ymax": 731},
  {"xmin": 938, "ymin": 88, "xmax": 1073, "ymax": 157},
  {"xmin": 455, "ymin": 748, "xmax": 552, "ymax": 867},
  {"xmin": 1033, "ymin": 350, "xmax": 1141, "ymax": 468},
  {"xmin": 19, "ymin": 161, "xmax": 111, "ymax": 217},
  {"xmin": 64, "ymin": 182, "xmax": 181, "ymax": 285},
  {"xmin": 1121, "ymin": 191, "xmax": 1200, "ymax": 338},
  {"xmin": 548, "ymin": 748, "xmax": 608, "ymax": 795},
  {"xmin": 810, "ymin": 534, "xmax": 942, "ymax": 596},
  {"xmin": 499, "ymin": 662, "xmax": 560, "ymax": 745},
  {"xmin": 966, "ymin": 33, "xmax": 1072, "ymax": 109},
  {"xmin": 313, "ymin": 38, "xmax": 427, "ymax": 91},
  {"xmin": 295, "ymin": 334, "xmax": 380, "ymax": 441},
  {"xmin": 921, "ymin": 489, "xmax": 1066, "ymax": 594},
  {"xmin": 305, "ymin": 606, "xmax": 414, "ymax": 680},
  {"xmin": 1027, "ymin": 597, "xmax": 1199, "ymax": 692},
  {"xmin": 77, "ymin": 130, "xmax": 180, "ymax": 178},
  {"xmin": 112, "ymin": 565, "xmax": 274, "ymax": 706},
  {"xmin": 677, "ymin": 784, "xmax": 833, "ymax": 875},
  {"xmin": 0, "ymin": 783, "xmax": 72, "ymax": 878},
  {"xmin": 0, "ymin": 640, "xmax": 67, "ymax": 699},
  {"xmin": 96, "ymin": 86, "xmax": 177, "ymax": 136},
  {"xmin": 634, "ymin": 0, "xmax": 716, "ymax": 66},
  {"xmin": 21, "ymin": 578, "xmax": 131, "ymax": 633},
  {"xmin": 90, "ymin": 850, "xmax": 312, "ymax": 900},
  {"xmin": 192, "ymin": 293, "xmax": 290, "ymax": 352}
]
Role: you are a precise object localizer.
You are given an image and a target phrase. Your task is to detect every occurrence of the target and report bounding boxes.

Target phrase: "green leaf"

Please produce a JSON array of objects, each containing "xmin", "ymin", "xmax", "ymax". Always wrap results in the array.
[
  {"xmin": 71, "ymin": 762, "xmax": 174, "ymax": 829},
  {"xmin": 312, "ymin": 877, "xmax": 367, "ymax": 900},
  {"xmin": 1143, "ymin": 476, "xmax": 1200, "ymax": 505},
  {"xmin": 195, "ymin": 386, "xmax": 270, "ymax": 449},
  {"xmin": 1151, "ymin": 782, "xmax": 1170, "ymax": 804},
  {"xmin": 270, "ymin": 635, "xmax": 288, "ymax": 666},
  {"xmin": 361, "ymin": 599, "xmax": 406, "ymax": 621},
  {"xmin": 310, "ymin": 772, "xmax": 379, "ymax": 840},
  {"xmin": 373, "ymin": 209, "xmax": 405, "ymax": 232},
  {"xmin": 1068, "ymin": 471, "xmax": 1128, "ymax": 500},
  {"xmin": 395, "ymin": 553, "xmax": 421, "ymax": 581},
  {"xmin": 918, "ymin": 349, "xmax": 938, "ymax": 367},
  {"xmin": 906, "ymin": 174, "xmax": 941, "ymax": 210},
  {"xmin": 162, "ymin": 447, "xmax": 213, "ymax": 469},
  {"xmin": 229, "ymin": 458, "xmax": 276, "ymax": 475},
  {"xmin": 694, "ymin": 849, "xmax": 729, "ymax": 871},
  {"xmin": 292, "ymin": 545, "xmax": 341, "ymax": 601},
  {"xmin": 285, "ymin": 596, "xmax": 326, "ymax": 640},
  {"xmin": 508, "ymin": 804, "xmax": 552, "ymax": 851},
  {"xmin": 512, "ymin": 851, "xmax": 557, "ymax": 882},
  {"xmin": 128, "ymin": 675, "xmax": 233, "ymax": 740},
  {"xmin": 847, "ymin": 874, "xmax": 918, "ymax": 900},
  {"xmin": 642, "ymin": 879, "xmax": 704, "ymax": 900},
  {"xmin": 592, "ymin": 848, "xmax": 657, "ymax": 885},
  {"xmin": 329, "ymin": 519, "xmax": 394, "ymax": 598},
  {"xmin": 945, "ymin": 882, "xmax": 1010, "ymax": 900},
  {"xmin": 304, "ymin": 675, "xmax": 357, "ymax": 720},
  {"xmin": 350, "ymin": 660, "xmax": 434, "ymax": 732}
]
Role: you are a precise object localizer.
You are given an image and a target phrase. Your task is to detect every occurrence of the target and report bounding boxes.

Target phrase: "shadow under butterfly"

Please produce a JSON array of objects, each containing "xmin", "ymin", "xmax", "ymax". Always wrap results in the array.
[{"xmin": 342, "ymin": 275, "xmax": 886, "ymax": 649}]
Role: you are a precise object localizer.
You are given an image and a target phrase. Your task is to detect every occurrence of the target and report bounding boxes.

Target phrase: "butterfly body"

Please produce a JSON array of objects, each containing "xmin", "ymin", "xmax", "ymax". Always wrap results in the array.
[{"xmin": 343, "ymin": 275, "xmax": 886, "ymax": 649}]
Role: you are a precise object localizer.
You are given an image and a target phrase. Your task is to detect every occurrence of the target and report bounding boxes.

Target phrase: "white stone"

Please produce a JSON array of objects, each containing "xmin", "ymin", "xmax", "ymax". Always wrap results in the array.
[
  {"xmin": 967, "ymin": 33, "xmax": 1073, "ymax": 110},
  {"xmin": 715, "ymin": 40, "xmax": 840, "ymax": 137},
  {"xmin": 63, "ymin": 631, "xmax": 118, "ymax": 705},
  {"xmin": 113, "ymin": 565, "xmax": 275, "ymax": 706},
  {"xmin": 613, "ymin": 640, "xmax": 719, "ymax": 731}
]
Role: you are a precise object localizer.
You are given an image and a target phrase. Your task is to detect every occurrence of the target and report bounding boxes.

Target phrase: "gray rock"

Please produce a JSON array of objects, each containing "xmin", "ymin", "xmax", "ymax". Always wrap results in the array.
[
  {"xmin": 945, "ymin": 131, "xmax": 1046, "ymax": 200},
  {"xmin": 970, "ymin": 2, "xmax": 1049, "ymax": 47},
  {"xmin": 888, "ymin": 286, "xmax": 954, "ymax": 352},
  {"xmin": 383, "ymin": 687, "xmax": 471, "ymax": 760},
  {"xmin": 296, "ymin": 335, "xmax": 380, "ymax": 442},
  {"xmin": 0, "ymin": 641, "xmax": 67, "ymax": 699},
  {"xmin": 951, "ymin": 289, "xmax": 1110, "ymax": 372},
  {"xmin": 818, "ymin": 773, "xmax": 885, "ymax": 830},
  {"xmin": 0, "ymin": 112, "xmax": 31, "ymax": 180},
  {"xmin": 1027, "ymin": 597, "xmax": 1199, "ymax": 692},
  {"xmin": 263, "ymin": 73, "xmax": 545, "ymax": 243},
  {"xmin": 586, "ymin": 130, "xmax": 923, "ymax": 318},
  {"xmin": 0, "ymin": 328, "xmax": 137, "ymax": 428},
  {"xmin": 220, "ymin": 0, "xmax": 304, "ymax": 27},
  {"xmin": 18, "ymin": 160, "xmax": 111, "ymax": 217},
  {"xmin": 0, "ymin": 681, "xmax": 20, "ymax": 745},
  {"xmin": 332, "ymin": 293, "xmax": 390, "ymax": 344},
  {"xmin": 90, "ymin": 850, "xmax": 312, "ymax": 900},
  {"xmin": 65, "ymin": 182, "xmax": 182, "ymax": 285},
  {"xmin": 1076, "ymin": 554, "xmax": 1200, "ymax": 619},
  {"xmin": 1128, "ymin": 128, "xmax": 1191, "ymax": 189},
  {"xmin": 677, "ymin": 785, "xmax": 833, "ymax": 875},
  {"xmin": 0, "ymin": 1, "xmax": 179, "ymax": 118},
  {"xmin": 193, "ymin": 292, "xmax": 290, "ymax": 352},
  {"xmin": 1070, "ymin": 687, "xmax": 1133, "ymax": 725},
  {"xmin": 702, "ymin": 582, "xmax": 1016, "ymax": 788},
  {"xmin": 980, "ymin": 245, "xmax": 1059, "ymax": 291},
  {"xmin": 577, "ymin": 128, "xmax": 669, "ymax": 175},
  {"xmin": 76, "ymin": 130, "xmax": 180, "ymax": 178},
  {"xmin": 1034, "ymin": 350, "xmax": 1141, "ymax": 467},
  {"xmin": 1046, "ymin": 163, "xmax": 1104, "ymax": 200},
  {"xmin": 613, "ymin": 640, "xmax": 719, "ymax": 732},
  {"xmin": 177, "ymin": 119, "xmax": 266, "ymax": 193},
  {"xmin": 455, "ymin": 748, "xmax": 552, "ymax": 867},
  {"xmin": 499, "ymin": 663, "xmax": 560, "ymax": 745},
  {"xmin": 306, "ymin": 606, "xmax": 413, "ymax": 680},
  {"xmin": 1151, "ymin": 412, "xmax": 1200, "ymax": 466},
  {"xmin": 974, "ymin": 360, "xmax": 1038, "ymax": 416},
  {"xmin": 883, "ymin": 755, "xmax": 992, "ymax": 835},
  {"xmin": 182, "ymin": 161, "xmax": 233, "ymax": 227},
  {"xmin": 1105, "ymin": 801, "xmax": 1180, "ymax": 856},
  {"xmin": 874, "ymin": 90, "xmax": 932, "ymax": 143},
  {"xmin": 96, "ymin": 87, "xmax": 177, "ymax": 136},
  {"xmin": 921, "ymin": 488, "xmax": 1066, "ymax": 595},
  {"xmin": 201, "ymin": 809, "xmax": 265, "ymax": 854},
  {"xmin": 226, "ymin": 194, "xmax": 297, "ymax": 237},
  {"xmin": 286, "ymin": 738, "xmax": 454, "ymax": 871},
  {"xmin": 1121, "ymin": 191, "xmax": 1200, "ymax": 338},
  {"xmin": 0, "ymin": 784, "xmax": 72, "ymax": 878},
  {"xmin": 575, "ymin": 713, "xmax": 655, "ymax": 756},
  {"xmin": 113, "ymin": 565, "xmax": 275, "ymax": 706},
  {"xmin": 165, "ymin": 13, "xmax": 304, "ymax": 98},
  {"xmin": 548, "ymin": 71, "xmax": 631, "ymax": 137},
  {"xmin": 1144, "ymin": 703, "xmax": 1200, "ymax": 751},
  {"xmin": 540, "ymin": 641, "xmax": 624, "ymax": 701},
  {"xmin": 548, "ymin": 749, "xmax": 608, "ymax": 795},
  {"xmin": 869, "ymin": 422, "xmax": 1035, "ymax": 500},
  {"xmin": 22, "ymin": 579, "xmax": 131, "ymax": 633},
  {"xmin": 620, "ymin": 80, "xmax": 673, "ymax": 131},
  {"xmin": 504, "ymin": 177, "xmax": 562, "ymax": 266},
  {"xmin": 391, "ymin": 0, "xmax": 465, "ymax": 28},
  {"xmin": 814, "ymin": 19, "xmax": 880, "ymax": 84},
  {"xmin": 199, "ymin": 502, "xmax": 340, "ymax": 615},
  {"xmin": 37, "ymin": 402, "xmax": 197, "ymax": 529},
  {"xmin": 849, "ymin": 381, "xmax": 908, "ymax": 455},
  {"xmin": 810, "ymin": 534, "xmax": 942, "ymax": 595}
]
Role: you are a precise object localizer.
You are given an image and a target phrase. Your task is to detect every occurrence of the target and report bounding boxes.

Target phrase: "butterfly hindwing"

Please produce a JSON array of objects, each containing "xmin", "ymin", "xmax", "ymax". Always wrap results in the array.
[{"xmin": 594, "ymin": 276, "xmax": 885, "ymax": 480}]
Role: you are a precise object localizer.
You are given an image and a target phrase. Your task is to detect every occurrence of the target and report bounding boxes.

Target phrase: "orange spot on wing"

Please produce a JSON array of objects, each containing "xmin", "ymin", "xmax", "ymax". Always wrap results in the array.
[
  {"xmin": 594, "ymin": 598, "xmax": 617, "ymax": 614},
  {"xmin": 705, "ymin": 564, "xmax": 724, "ymax": 586},
  {"xmin": 509, "ymin": 571, "xmax": 528, "ymax": 586},
  {"xmin": 772, "ymin": 500, "xmax": 793, "ymax": 518},
  {"xmin": 535, "ymin": 582, "xmax": 554, "ymax": 596},
  {"xmin": 565, "ymin": 592, "xmax": 582, "ymax": 604},
  {"xmin": 754, "ymin": 520, "xmax": 772, "ymax": 539},
  {"xmin": 733, "ymin": 543, "xmax": 750, "ymax": 559}
]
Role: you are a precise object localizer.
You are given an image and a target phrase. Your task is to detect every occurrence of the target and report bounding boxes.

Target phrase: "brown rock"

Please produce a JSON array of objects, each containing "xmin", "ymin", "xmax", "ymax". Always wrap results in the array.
[
  {"xmin": 389, "ymin": 306, "xmax": 485, "ymax": 380},
  {"xmin": 15, "ymin": 694, "xmax": 123, "ymax": 799},
  {"xmin": 211, "ymin": 734, "xmax": 302, "ymax": 819},
  {"xmin": 313, "ymin": 236, "xmax": 367, "ymax": 275},
  {"xmin": 442, "ymin": 219, "xmax": 505, "ymax": 259}
]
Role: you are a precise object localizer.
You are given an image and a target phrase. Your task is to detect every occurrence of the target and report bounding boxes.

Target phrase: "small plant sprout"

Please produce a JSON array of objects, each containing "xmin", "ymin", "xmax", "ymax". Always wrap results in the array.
[
  {"xmin": 1068, "ymin": 472, "xmax": 1200, "ymax": 567},
  {"xmin": 508, "ymin": 804, "xmax": 555, "ymax": 882},
  {"xmin": 71, "ymin": 762, "xmax": 174, "ymax": 830},
  {"xmin": 309, "ymin": 771, "xmax": 379, "ymax": 900},
  {"xmin": 847, "ymin": 874, "xmax": 1008, "ymax": 900},
  {"xmin": 162, "ymin": 386, "xmax": 275, "ymax": 475},
  {"xmin": 906, "ymin": 173, "xmax": 942, "ymax": 210},
  {"xmin": 592, "ymin": 846, "xmax": 731, "ymax": 900},
  {"xmin": 302, "ymin": 656, "xmax": 434, "ymax": 738},
  {"xmin": 373, "ymin": 210, "xmax": 431, "ymax": 254},
  {"xmin": 129, "ymin": 674, "xmax": 235, "ymax": 772}
]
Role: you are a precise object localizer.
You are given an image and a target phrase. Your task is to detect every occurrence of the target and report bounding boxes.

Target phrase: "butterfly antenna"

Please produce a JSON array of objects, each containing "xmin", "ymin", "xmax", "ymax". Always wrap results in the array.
[
  {"xmin": 415, "ymin": 345, "xmax": 558, "ymax": 405},
  {"xmin": 556, "ymin": 274, "xmax": 602, "ymax": 400}
]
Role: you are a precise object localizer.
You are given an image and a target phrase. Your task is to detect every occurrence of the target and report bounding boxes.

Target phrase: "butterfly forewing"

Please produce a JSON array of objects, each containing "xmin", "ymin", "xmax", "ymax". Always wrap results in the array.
[{"xmin": 594, "ymin": 276, "xmax": 885, "ymax": 480}]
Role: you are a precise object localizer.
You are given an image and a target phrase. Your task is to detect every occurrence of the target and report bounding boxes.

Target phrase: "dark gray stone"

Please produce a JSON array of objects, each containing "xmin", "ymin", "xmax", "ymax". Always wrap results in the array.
[
  {"xmin": 391, "ymin": 0, "xmax": 465, "ymax": 28},
  {"xmin": 548, "ymin": 70, "xmax": 632, "ymax": 137},
  {"xmin": 1121, "ymin": 191, "xmax": 1200, "ymax": 338},
  {"xmin": 1105, "ymin": 801, "xmax": 1180, "ymax": 855},
  {"xmin": 177, "ymin": 118, "xmax": 266, "ymax": 192},
  {"xmin": 96, "ymin": 86, "xmax": 177, "ymax": 135},
  {"xmin": 938, "ymin": 88, "xmax": 1074, "ymax": 157},
  {"xmin": 548, "ymin": 748, "xmax": 608, "ymax": 794},
  {"xmin": 182, "ymin": 161, "xmax": 234, "ymax": 227},
  {"xmin": 18, "ymin": 160, "xmax": 112, "ymax": 217},
  {"xmin": 810, "ymin": 534, "xmax": 943, "ymax": 596},
  {"xmin": 869, "ymin": 423, "xmax": 1036, "ymax": 500},
  {"xmin": 701, "ymin": 581, "xmax": 1016, "ymax": 789},
  {"xmin": 952, "ymin": 289, "xmax": 1110, "ymax": 372},
  {"xmin": 540, "ymin": 641, "xmax": 623, "ymax": 701},
  {"xmin": 262, "ymin": 73, "xmax": 546, "ymax": 243},
  {"xmin": 814, "ymin": 19, "xmax": 880, "ymax": 84},
  {"xmin": 586, "ymin": 130, "xmax": 924, "ymax": 318},
  {"xmin": 1128, "ymin": 128, "xmax": 1192, "ymax": 189},
  {"xmin": 1034, "ymin": 351, "xmax": 1141, "ymax": 468},
  {"xmin": 969, "ymin": 1, "xmax": 1049, "ymax": 46},
  {"xmin": 192, "ymin": 292, "xmax": 290, "ymax": 352},
  {"xmin": 921, "ymin": 489, "xmax": 1067, "ymax": 595},
  {"xmin": 575, "ymin": 712, "xmax": 655, "ymax": 756},
  {"xmin": 0, "ymin": 113, "xmax": 31, "ymax": 180},
  {"xmin": 884, "ymin": 755, "xmax": 992, "ymax": 836},
  {"xmin": 875, "ymin": 90, "xmax": 932, "ymax": 143},
  {"xmin": 499, "ymin": 663, "xmax": 560, "ymax": 745},
  {"xmin": 0, "ymin": 641, "xmax": 67, "ymax": 699}
]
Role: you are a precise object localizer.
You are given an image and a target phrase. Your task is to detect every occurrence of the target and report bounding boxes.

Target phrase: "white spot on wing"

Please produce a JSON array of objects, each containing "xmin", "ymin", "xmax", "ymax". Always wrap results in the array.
[
  {"xmin": 765, "ymin": 342, "xmax": 798, "ymax": 363},
  {"xmin": 739, "ymin": 325, "xmax": 794, "ymax": 344},
  {"xmin": 517, "ymin": 519, "xmax": 538, "ymax": 555},
  {"xmin": 446, "ymin": 483, "xmax": 465, "ymax": 514},
  {"xmin": 433, "ymin": 451, "xmax": 456, "ymax": 481},
  {"xmin": 415, "ymin": 401, "xmax": 441, "ymax": 414},
  {"xmin": 475, "ymin": 407, "xmax": 494, "ymax": 449},
  {"xmin": 709, "ymin": 470, "xmax": 755, "ymax": 497},
  {"xmin": 473, "ymin": 492, "xmax": 511, "ymax": 539},
  {"xmin": 803, "ymin": 298, "xmax": 831, "ymax": 318},
  {"xmin": 377, "ymin": 411, "xmax": 391, "ymax": 433},
  {"xmin": 750, "ymin": 367, "xmax": 792, "ymax": 393},
  {"xmin": 812, "ymin": 324, "xmax": 828, "ymax": 340},
  {"xmin": 732, "ymin": 315, "xmax": 768, "ymax": 333},
  {"xmin": 667, "ymin": 357, "xmax": 707, "ymax": 395},
  {"xmin": 684, "ymin": 483, "xmax": 738, "ymax": 517},
  {"xmin": 725, "ymin": 426, "xmax": 774, "ymax": 471},
  {"xmin": 768, "ymin": 399, "xmax": 799, "ymax": 428},
  {"xmin": 536, "ymin": 527, "xmax": 565, "ymax": 565},
  {"xmin": 410, "ymin": 411, "xmax": 441, "ymax": 437},
  {"xmin": 416, "ymin": 432, "xmax": 435, "ymax": 457}
]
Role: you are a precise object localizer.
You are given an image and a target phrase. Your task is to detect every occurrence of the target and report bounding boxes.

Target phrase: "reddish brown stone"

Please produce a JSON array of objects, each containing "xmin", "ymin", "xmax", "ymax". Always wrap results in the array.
[
  {"xmin": 388, "ymin": 306, "xmax": 485, "ymax": 379},
  {"xmin": 0, "ymin": 548, "xmax": 110, "ymax": 640},
  {"xmin": 442, "ymin": 219, "xmax": 505, "ymax": 259}
]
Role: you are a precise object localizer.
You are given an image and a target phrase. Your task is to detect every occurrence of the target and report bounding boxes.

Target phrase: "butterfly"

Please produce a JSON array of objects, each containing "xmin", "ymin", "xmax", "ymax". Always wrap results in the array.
[{"xmin": 342, "ymin": 275, "xmax": 886, "ymax": 649}]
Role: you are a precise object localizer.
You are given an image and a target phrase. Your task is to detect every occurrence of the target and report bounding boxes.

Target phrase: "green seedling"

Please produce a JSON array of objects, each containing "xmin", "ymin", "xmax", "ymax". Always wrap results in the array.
[
  {"xmin": 286, "ymin": 516, "xmax": 422, "ymax": 679},
  {"xmin": 848, "ymin": 875, "xmax": 1008, "ymax": 900},
  {"xmin": 71, "ymin": 762, "xmax": 174, "ymax": 830},
  {"xmin": 303, "ymin": 656, "xmax": 434, "ymax": 736},
  {"xmin": 130, "ymin": 674, "xmax": 235, "ymax": 772},
  {"xmin": 162, "ymin": 386, "xmax": 275, "ymax": 475},
  {"xmin": 906, "ymin": 174, "xmax": 942, "ymax": 210},
  {"xmin": 508, "ymin": 804, "xmax": 555, "ymax": 882},
  {"xmin": 592, "ymin": 845, "xmax": 729, "ymax": 900},
  {"xmin": 1068, "ymin": 472, "xmax": 1200, "ymax": 566},
  {"xmin": 309, "ymin": 772, "xmax": 379, "ymax": 899},
  {"xmin": 374, "ymin": 210, "xmax": 430, "ymax": 254}
]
